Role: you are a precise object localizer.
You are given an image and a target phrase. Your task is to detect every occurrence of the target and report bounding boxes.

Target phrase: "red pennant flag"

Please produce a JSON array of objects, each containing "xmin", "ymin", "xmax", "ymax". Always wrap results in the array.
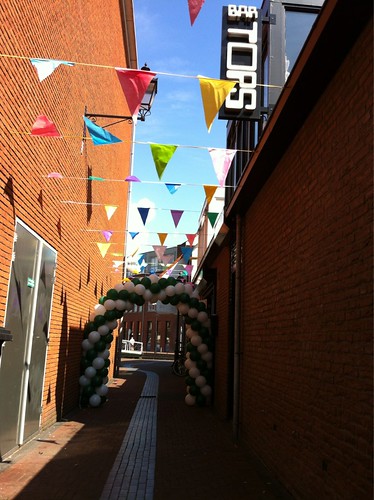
[
  {"xmin": 115, "ymin": 69, "xmax": 156, "ymax": 116},
  {"xmin": 31, "ymin": 115, "xmax": 60, "ymax": 137},
  {"xmin": 188, "ymin": 0, "xmax": 205, "ymax": 26},
  {"xmin": 186, "ymin": 233, "xmax": 196, "ymax": 246}
]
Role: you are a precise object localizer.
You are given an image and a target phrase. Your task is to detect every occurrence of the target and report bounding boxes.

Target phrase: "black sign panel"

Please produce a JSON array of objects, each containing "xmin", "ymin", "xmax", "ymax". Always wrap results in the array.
[{"xmin": 219, "ymin": 5, "xmax": 262, "ymax": 121}]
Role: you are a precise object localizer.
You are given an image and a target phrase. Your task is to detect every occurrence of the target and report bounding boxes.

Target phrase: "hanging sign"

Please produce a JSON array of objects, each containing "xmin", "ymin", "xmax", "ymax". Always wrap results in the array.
[{"xmin": 219, "ymin": 5, "xmax": 262, "ymax": 121}]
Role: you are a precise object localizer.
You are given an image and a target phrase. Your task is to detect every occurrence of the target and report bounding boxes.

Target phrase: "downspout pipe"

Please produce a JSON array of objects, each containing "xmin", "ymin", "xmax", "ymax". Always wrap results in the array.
[{"xmin": 233, "ymin": 213, "xmax": 241, "ymax": 443}]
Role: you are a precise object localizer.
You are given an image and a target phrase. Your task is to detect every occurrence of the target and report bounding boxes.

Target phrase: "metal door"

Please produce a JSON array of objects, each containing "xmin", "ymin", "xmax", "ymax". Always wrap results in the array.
[{"xmin": 0, "ymin": 221, "xmax": 56, "ymax": 458}]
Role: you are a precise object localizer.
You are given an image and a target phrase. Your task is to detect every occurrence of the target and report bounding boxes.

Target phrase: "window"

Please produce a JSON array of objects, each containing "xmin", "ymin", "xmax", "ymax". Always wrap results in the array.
[{"xmin": 285, "ymin": 9, "xmax": 318, "ymax": 78}]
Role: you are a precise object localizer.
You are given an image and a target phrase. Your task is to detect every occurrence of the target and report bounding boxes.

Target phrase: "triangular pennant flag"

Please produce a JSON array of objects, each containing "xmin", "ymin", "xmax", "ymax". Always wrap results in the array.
[
  {"xmin": 115, "ymin": 68, "xmax": 156, "ymax": 116},
  {"xmin": 186, "ymin": 233, "xmax": 196, "ymax": 246},
  {"xmin": 198, "ymin": 77, "xmax": 236, "ymax": 132},
  {"xmin": 102, "ymin": 230, "xmax": 113, "ymax": 242},
  {"xmin": 83, "ymin": 116, "xmax": 122, "ymax": 146},
  {"xmin": 105, "ymin": 205, "xmax": 117, "ymax": 220},
  {"xmin": 138, "ymin": 207, "xmax": 150, "ymax": 225},
  {"xmin": 129, "ymin": 231, "xmax": 139, "ymax": 239},
  {"xmin": 125, "ymin": 175, "xmax": 141, "ymax": 182},
  {"xmin": 138, "ymin": 253, "xmax": 145, "ymax": 265},
  {"xmin": 150, "ymin": 144, "xmax": 178, "ymax": 180},
  {"xmin": 207, "ymin": 212, "xmax": 219, "ymax": 228},
  {"xmin": 181, "ymin": 247, "xmax": 193, "ymax": 263},
  {"xmin": 97, "ymin": 242, "xmax": 111, "ymax": 258},
  {"xmin": 171, "ymin": 209, "xmax": 184, "ymax": 228},
  {"xmin": 158, "ymin": 233, "xmax": 168, "ymax": 245},
  {"xmin": 30, "ymin": 58, "xmax": 74, "ymax": 82},
  {"xmin": 185, "ymin": 264, "xmax": 193, "ymax": 276},
  {"xmin": 209, "ymin": 148, "xmax": 236, "ymax": 187},
  {"xmin": 188, "ymin": 0, "xmax": 206, "ymax": 26},
  {"xmin": 165, "ymin": 183, "xmax": 181, "ymax": 194},
  {"xmin": 88, "ymin": 176, "xmax": 105, "ymax": 181},
  {"xmin": 112, "ymin": 260, "xmax": 123, "ymax": 268},
  {"xmin": 203, "ymin": 185, "xmax": 217, "ymax": 204},
  {"xmin": 153, "ymin": 245, "xmax": 167, "ymax": 261},
  {"xmin": 31, "ymin": 115, "xmax": 60, "ymax": 137},
  {"xmin": 161, "ymin": 254, "xmax": 173, "ymax": 265},
  {"xmin": 47, "ymin": 172, "xmax": 63, "ymax": 179}
]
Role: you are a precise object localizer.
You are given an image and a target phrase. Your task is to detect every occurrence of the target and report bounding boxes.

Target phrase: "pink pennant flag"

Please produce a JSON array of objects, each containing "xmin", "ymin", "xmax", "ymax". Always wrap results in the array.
[
  {"xmin": 104, "ymin": 205, "xmax": 117, "ymax": 220},
  {"xmin": 102, "ymin": 230, "xmax": 113, "ymax": 242},
  {"xmin": 171, "ymin": 209, "xmax": 184, "ymax": 228},
  {"xmin": 188, "ymin": 0, "xmax": 205, "ymax": 25},
  {"xmin": 185, "ymin": 264, "xmax": 193, "ymax": 276},
  {"xmin": 153, "ymin": 245, "xmax": 167, "ymax": 261},
  {"xmin": 125, "ymin": 175, "xmax": 141, "ymax": 182},
  {"xmin": 115, "ymin": 68, "xmax": 156, "ymax": 116},
  {"xmin": 208, "ymin": 148, "xmax": 236, "ymax": 187},
  {"xmin": 161, "ymin": 254, "xmax": 173, "ymax": 265},
  {"xmin": 31, "ymin": 115, "xmax": 61, "ymax": 137},
  {"xmin": 186, "ymin": 233, "xmax": 196, "ymax": 246},
  {"xmin": 47, "ymin": 172, "xmax": 63, "ymax": 179}
]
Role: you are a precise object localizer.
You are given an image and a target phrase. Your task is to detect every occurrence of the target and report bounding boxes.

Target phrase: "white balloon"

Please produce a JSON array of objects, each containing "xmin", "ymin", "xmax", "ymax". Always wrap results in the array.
[
  {"xmin": 200, "ymin": 384, "xmax": 212, "ymax": 396},
  {"xmin": 175, "ymin": 282, "xmax": 185, "ymax": 294},
  {"xmin": 89, "ymin": 394, "xmax": 101, "ymax": 407},
  {"xmin": 197, "ymin": 311, "xmax": 208, "ymax": 323},
  {"xmin": 98, "ymin": 325, "xmax": 109, "ymax": 336},
  {"xmin": 97, "ymin": 349, "xmax": 110, "ymax": 359},
  {"xmin": 94, "ymin": 304, "xmax": 106, "ymax": 315},
  {"xmin": 82, "ymin": 339, "xmax": 94, "ymax": 351},
  {"xmin": 195, "ymin": 375, "xmax": 207, "ymax": 388},
  {"xmin": 88, "ymin": 331, "xmax": 100, "ymax": 344},
  {"xmin": 190, "ymin": 335, "xmax": 202, "ymax": 347},
  {"xmin": 104, "ymin": 299, "xmax": 116, "ymax": 310},
  {"xmin": 149, "ymin": 274, "xmax": 159, "ymax": 283},
  {"xmin": 186, "ymin": 328, "xmax": 194, "ymax": 339},
  {"xmin": 184, "ymin": 284, "xmax": 194, "ymax": 296},
  {"xmin": 187, "ymin": 308, "xmax": 199, "ymax": 319},
  {"xmin": 85, "ymin": 366, "xmax": 96, "ymax": 378},
  {"xmin": 95, "ymin": 384, "xmax": 109, "ymax": 396},
  {"xmin": 115, "ymin": 299, "xmax": 126, "ymax": 311},
  {"xmin": 197, "ymin": 343, "xmax": 209, "ymax": 354},
  {"xmin": 202, "ymin": 351, "xmax": 213, "ymax": 362},
  {"xmin": 134, "ymin": 283, "xmax": 146, "ymax": 296},
  {"xmin": 124, "ymin": 301, "xmax": 133, "ymax": 311},
  {"xmin": 191, "ymin": 290, "xmax": 200, "ymax": 299},
  {"xmin": 92, "ymin": 357, "xmax": 105, "ymax": 370},
  {"xmin": 124, "ymin": 281, "xmax": 135, "ymax": 291},
  {"xmin": 177, "ymin": 303, "xmax": 189, "ymax": 315},
  {"xmin": 79, "ymin": 375, "xmax": 90, "ymax": 386},
  {"xmin": 184, "ymin": 358, "xmax": 196, "ymax": 370},
  {"xmin": 106, "ymin": 320, "xmax": 118, "ymax": 330},
  {"xmin": 114, "ymin": 282, "xmax": 125, "ymax": 292},
  {"xmin": 188, "ymin": 366, "xmax": 200, "ymax": 378},
  {"xmin": 185, "ymin": 394, "xmax": 196, "ymax": 406},
  {"xmin": 158, "ymin": 290, "xmax": 167, "ymax": 302},
  {"xmin": 165, "ymin": 285, "xmax": 175, "ymax": 297},
  {"xmin": 143, "ymin": 289, "xmax": 153, "ymax": 302}
]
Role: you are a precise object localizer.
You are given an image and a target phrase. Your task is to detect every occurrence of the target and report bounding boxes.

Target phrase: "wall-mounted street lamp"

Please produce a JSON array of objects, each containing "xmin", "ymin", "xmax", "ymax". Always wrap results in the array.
[{"xmin": 84, "ymin": 64, "xmax": 158, "ymax": 127}]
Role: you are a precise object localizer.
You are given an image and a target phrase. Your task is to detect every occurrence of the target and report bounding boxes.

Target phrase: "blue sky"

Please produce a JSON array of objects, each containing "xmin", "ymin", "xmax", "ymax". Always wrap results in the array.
[{"xmin": 126, "ymin": 1, "xmax": 261, "ymax": 262}]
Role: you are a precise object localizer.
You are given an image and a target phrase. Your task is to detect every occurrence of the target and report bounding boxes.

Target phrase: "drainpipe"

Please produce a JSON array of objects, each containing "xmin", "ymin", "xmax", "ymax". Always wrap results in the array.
[{"xmin": 233, "ymin": 213, "xmax": 241, "ymax": 443}]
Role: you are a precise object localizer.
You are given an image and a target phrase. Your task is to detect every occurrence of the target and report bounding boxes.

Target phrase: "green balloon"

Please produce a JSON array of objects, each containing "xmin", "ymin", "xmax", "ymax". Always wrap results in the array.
[
  {"xmin": 190, "ymin": 320, "xmax": 201, "ymax": 331},
  {"xmin": 196, "ymin": 359, "xmax": 207, "ymax": 371},
  {"xmin": 184, "ymin": 316, "xmax": 193, "ymax": 324},
  {"xmin": 141, "ymin": 277, "xmax": 151, "ymax": 288},
  {"xmin": 169, "ymin": 294, "xmax": 180, "ymax": 306},
  {"xmin": 166, "ymin": 276, "xmax": 176, "ymax": 286},
  {"xmin": 104, "ymin": 359, "xmax": 110, "ymax": 367},
  {"xmin": 104, "ymin": 333, "xmax": 114, "ymax": 344},
  {"xmin": 158, "ymin": 278, "xmax": 168, "ymax": 289},
  {"xmin": 100, "ymin": 396, "xmax": 107, "ymax": 405},
  {"xmin": 98, "ymin": 367, "xmax": 109, "ymax": 378},
  {"xmin": 94, "ymin": 340, "xmax": 106, "ymax": 352},
  {"xmin": 92, "ymin": 375, "xmax": 103, "ymax": 387},
  {"xmin": 99, "ymin": 296, "xmax": 107, "ymax": 305},
  {"xmin": 104, "ymin": 310, "xmax": 117, "ymax": 321},
  {"xmin": 80, "ymin": 357, "xmax": 90, "ymax": 370},
  {"xmin": 82, "ymin": 385, "xmax": 95, "ymax": 397},
  {"xmin": 84, "ymin": 321, "xmax": 96, "ymax": 334},
  {"xmin": 106, "ymin": 289, "xmax": 119, "ymax": 300},
  {"xmin": 185, "ymin": 376, "xmax": 195, "ymax": 386},
  {"xmin": 189, "ymin": 350, "xmax": 201, "ymax": 362},
  {"xmin": 186, "ymin": 342, "xmax": 195, "ymax": 352},
  {"xmin": 131, "ymin": 278, "xmax": 141, "ymax": 286},
  {"xmin": 135, "ymin": 295, "xmax": 145, "ymax": 306},
  {"xmin": 94, "ymin": 315, "xmax": 106, "ymax": 327},
  {"xmin": 179, "ymin": 293, "xmax": 190, "ymax": 304},
  {"xmin": 197, "ymin": 302, "xmax": 207, "ymax": 312},
  {"xmin": 86, "ymin": 349, "xmax": 97, "ymax": 361},
  {"xmin": 129, "ymin": 292, "xmax": 138, "ymax": 304},
  {"xmin": 189, "ymin": 384, "xmax": 200, "ymax": 396},
  {"xmin": 118, "ymin": 289, "xmax": 129, "ymax": 300},
  {"xmin": 150, "ymin": 283, "xmax": 161, "ymax": 294},
  {"xmin": 196, "ymin": 394, "xmax": 206, "ymax": 407},
  {"xmin": 161, "ymin": 297, "xmax": 170, "ymax": 305}
]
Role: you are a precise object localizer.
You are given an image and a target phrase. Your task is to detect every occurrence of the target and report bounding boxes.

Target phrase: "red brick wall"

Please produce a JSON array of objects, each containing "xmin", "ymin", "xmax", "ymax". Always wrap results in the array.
[
  {"xmin": 0, "ymin": 1, "xmax": 134, "ymax": 427},
  {"xmin": 238, "ymin": 22, "xmax": 372, "ymax": 498}
]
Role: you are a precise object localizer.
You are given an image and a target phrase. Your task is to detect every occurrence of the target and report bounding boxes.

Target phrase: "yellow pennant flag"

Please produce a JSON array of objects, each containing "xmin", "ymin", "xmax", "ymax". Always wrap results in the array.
[
  {"xmin": 104, "ymin": 205, "xmax": 117, "ymax": 220},
  {"xmin": 97, "ymin": 242, "xmax": 111, "ymax": 257},
  {"xmin": 203, "ymin": 185, "xmax": 217, "ymax": 205},
  {"xmin": 198, "ymin": 76, "xmax": 236, "ymax": 132},
  {"xmin": 158, "ymin": 232, "xmax": 168, "ymax": 245}
]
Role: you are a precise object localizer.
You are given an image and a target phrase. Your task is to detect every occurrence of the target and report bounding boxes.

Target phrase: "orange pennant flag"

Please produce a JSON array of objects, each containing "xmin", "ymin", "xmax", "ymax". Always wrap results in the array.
[
  {"xmin": 97, "ymin": 242, "xmax": 111, "ymax": 257},
  {"xmin": 198, "ymin": 77, "xmax": 236, "ymax": 132},
  {"xmin": 158, "ymin": 233, "xmax": 168, "ymax": 245},
  {"xmin": 203, "ymin": 185, "xmax": 217, "ymax": 205}
]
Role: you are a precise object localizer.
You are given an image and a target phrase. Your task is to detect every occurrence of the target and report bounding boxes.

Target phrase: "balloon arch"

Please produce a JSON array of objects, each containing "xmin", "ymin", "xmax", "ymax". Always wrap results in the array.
[{"xmin": 79, "ymin": 274, "xmax": 214, "ymax": 408}]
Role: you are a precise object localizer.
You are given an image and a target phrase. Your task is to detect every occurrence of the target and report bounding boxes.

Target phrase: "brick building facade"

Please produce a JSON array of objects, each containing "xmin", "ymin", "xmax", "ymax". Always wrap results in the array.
[
  {"xmin": 197, "ymin": 1, "xmax": 373, "ymax": 498},
  {"xmin": 0, "ymin": 0, "xmax": 137, "ymax": 458}
]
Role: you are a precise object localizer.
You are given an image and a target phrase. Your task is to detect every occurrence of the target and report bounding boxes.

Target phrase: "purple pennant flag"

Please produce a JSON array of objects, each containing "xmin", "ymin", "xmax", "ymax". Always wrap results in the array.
[
  {"xmin": 171, "ymin": 209, "xmax": 184, "ymax": 228},
  {"xmin": 138, "ymin": 207, "xmax": 150, "ymax": 225},
  {"xmin": 102, "ymin": 230, "xmax": 113, "ymax": 242},
  {"xmin": 125, "ymin": 175, "xmax": 141, "ymax": 182}
]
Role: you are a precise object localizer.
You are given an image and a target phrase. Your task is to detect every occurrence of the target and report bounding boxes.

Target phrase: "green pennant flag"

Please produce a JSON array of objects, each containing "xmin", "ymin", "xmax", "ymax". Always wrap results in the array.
[
  {"xmin": 207, "ymin": 212, "xmax": 219, "ymax": 228},
  {"xmin": 150, "ymin": 143, "xmax": 178, "ymax": 179}
]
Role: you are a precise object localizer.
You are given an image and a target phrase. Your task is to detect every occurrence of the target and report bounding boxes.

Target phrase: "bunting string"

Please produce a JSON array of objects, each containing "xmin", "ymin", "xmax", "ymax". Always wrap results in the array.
[{"xmin": 0, "ymin": 53, "xmax": 283, "ymax": 88}]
